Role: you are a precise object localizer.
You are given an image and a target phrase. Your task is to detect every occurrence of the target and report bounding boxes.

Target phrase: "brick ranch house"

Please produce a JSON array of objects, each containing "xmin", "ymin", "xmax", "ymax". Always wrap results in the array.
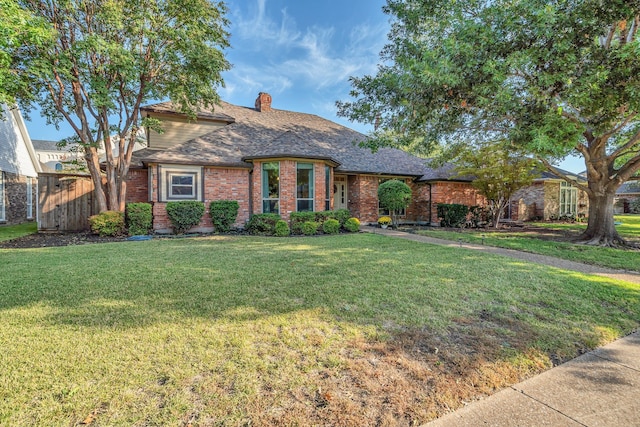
[
  {"xmin": 508, "ymin": 168, "xmax": 589, "ymax": 221},
  {"xmin": 122, "ymin": 93, "xmax": 486, "ymax": 233}
]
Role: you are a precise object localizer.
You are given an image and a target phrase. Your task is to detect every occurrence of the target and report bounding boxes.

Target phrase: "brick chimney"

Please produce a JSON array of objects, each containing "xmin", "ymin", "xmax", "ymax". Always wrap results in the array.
[{"xmin": 255, "ymin": 92, "xmax": 272, "ymax": 112}]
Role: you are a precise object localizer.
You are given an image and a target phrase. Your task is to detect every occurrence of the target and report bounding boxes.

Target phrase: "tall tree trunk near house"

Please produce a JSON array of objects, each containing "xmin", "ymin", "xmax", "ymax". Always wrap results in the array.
[
  {"xmin": 578, "ymin": 191, "xmax": 624, "ymax": 247},
  {"xmin": 85, "ymin": 147, "xmax": 108, "ymax": 213}
]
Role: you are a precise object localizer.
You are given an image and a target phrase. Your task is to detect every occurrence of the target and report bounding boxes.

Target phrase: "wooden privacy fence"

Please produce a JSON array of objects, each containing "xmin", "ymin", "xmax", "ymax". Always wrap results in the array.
[{"xmin": 38, "ymin": 173, "xmax": 100, "ymax": 232}]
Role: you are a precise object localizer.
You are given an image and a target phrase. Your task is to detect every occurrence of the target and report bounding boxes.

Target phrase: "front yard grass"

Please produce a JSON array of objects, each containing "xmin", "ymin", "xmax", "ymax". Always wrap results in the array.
[
  {"xmin": 1, "ymin": 234, "xmax": 638, "ymax": 425},
  {"xmin": 0, "ymin": 222, "xmax": 37, "ymax": 242},
  {"xmin": 415, "ymin": 215, "xmax": 640, "ymax": 272}
]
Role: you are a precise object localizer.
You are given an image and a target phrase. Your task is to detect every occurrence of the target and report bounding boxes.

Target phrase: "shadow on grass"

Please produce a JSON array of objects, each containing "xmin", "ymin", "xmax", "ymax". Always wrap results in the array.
[{"xmin": 1, "ymin": 234, "xmax": 639, "ymax": 425}]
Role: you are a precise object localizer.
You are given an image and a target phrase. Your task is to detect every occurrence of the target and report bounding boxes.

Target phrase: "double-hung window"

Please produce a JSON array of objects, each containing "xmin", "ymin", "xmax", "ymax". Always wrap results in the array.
[
  {"xmin": 159, "ymin": 166, "xmax": 202, "ymax": 202},
  {"xmin": 262, "ymin": 162, "xmax": 280, "ymax": 213},
  {"xmin": 26, "ymin": 177, "xmax": 33, "ymax": 219},
  {"xmin": 167, "ymin": 172, "xmax": 196, "ymax": 199},
  {"xmin": 559, "ymin": 181, "xmax": 577, "ymax": 216},
  {"xmin": 297, "ymin": 163, "xmax": 314, "ymax": 212}
]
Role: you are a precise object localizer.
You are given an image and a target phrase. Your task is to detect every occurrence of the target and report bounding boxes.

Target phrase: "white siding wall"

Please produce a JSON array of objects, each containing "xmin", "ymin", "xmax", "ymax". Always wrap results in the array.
[{"xmin": 0, "ymin": 105, "xmax": 39, "ymax": 177}]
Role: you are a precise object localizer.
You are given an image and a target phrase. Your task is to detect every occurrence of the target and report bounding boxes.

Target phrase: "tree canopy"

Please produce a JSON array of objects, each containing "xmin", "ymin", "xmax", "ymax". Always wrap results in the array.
[
  {"xmin": 378, "ymin": 179, "xmax": 412, "ymax": 227},
  {"xmin": 0, "ymin": 0, "xmax": 231, "ymax": 212},
  {"xmin": 455, "ymin": 144, "xmax": 540, "ymax": 228},
  {"xmin": 338, "ymin": 0, "xmax": 640, "ymax": 246}
]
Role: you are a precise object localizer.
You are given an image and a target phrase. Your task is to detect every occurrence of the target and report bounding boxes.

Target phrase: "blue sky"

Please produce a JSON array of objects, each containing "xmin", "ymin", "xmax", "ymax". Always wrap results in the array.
[{"xmin": 24, "ymin": 0, "xmax": 583, "ymax": 172}]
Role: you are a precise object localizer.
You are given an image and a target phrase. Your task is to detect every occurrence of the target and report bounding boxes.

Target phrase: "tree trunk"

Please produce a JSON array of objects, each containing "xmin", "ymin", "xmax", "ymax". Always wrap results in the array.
[{"xmin": 578, "ymin": 191, "xmax": 625, "ymax": 246}]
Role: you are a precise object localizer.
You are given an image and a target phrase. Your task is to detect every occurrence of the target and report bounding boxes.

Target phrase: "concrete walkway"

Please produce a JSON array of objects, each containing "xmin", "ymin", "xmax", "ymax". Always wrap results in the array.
[{"xmin": 362, "ymin": 226, "xmax": 640, "ymax": 426}]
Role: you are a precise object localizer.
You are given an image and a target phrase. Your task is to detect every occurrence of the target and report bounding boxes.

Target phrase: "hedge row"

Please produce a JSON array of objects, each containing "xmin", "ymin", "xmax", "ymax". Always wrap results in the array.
[{"xmin": 90, "ymin": 202, "xmax": 361, "ymax": 237}]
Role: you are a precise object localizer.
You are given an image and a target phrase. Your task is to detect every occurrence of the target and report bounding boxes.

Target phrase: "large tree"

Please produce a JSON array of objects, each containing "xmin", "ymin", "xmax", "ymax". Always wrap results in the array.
[
  {"xmin": 338, "ymin": 0, "xmax": 640, "ymax": 246},
  {"xmin": 1, "ymin": 0, "xmax": 230, "ymax": 212}
]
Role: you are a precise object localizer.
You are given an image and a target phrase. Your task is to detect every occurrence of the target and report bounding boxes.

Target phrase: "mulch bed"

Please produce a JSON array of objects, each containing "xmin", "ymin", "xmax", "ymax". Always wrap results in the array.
[{"xmin": 0, "ymin": 232, "xmax": 128, "ymax": 249}]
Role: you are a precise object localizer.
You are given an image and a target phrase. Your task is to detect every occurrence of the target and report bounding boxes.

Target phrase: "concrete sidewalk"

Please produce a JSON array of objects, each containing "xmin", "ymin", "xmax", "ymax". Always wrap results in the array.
[
  {"xmin": 425, "ymin": 331, "xmax": 640, "ymax": 427},
  {"xmin": 361, "ymin": 226, "xmax": 640, "ymax": 426}
]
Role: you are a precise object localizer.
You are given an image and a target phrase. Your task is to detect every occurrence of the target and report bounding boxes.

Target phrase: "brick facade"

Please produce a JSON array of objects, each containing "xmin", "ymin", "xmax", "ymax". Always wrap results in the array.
[
  {"xmin": 125, "ymin": 169, "xmax": 149, "ymax": 203},
  {"xmin": 147, "ymin": 164, "xmax": 251, "ymax": 233},
  {"xmin": 510, "ymin": 180, "xmax": 589, "ymax": 220},
  {"xmin": 1, "ymin": 171, "xmax": 37, "ymax": 225}
]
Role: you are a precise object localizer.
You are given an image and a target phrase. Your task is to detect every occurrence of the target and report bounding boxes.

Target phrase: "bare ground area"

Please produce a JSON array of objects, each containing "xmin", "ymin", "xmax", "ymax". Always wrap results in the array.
[{"xmin": 0, "ymin": 231, "xmax": 127, "ymax": 248}]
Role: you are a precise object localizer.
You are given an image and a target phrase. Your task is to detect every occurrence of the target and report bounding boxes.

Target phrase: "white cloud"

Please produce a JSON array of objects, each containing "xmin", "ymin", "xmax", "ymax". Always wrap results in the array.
[{"xmin": 232, "ymin": 0, "xmax": 301, "ymax": 50}]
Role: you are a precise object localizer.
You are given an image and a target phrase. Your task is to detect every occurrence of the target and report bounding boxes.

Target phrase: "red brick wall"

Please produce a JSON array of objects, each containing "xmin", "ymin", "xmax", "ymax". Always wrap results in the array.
[
  {"xmin": 348, "ymin": 175, "xmax": 379, "ymax": 223},
  {"xmin": 125, "ymin": 169, "xmax": 149, "ymax": 203},
  {"xmin": 149, "ymin": 164, "xmax": 251, "ymax": 233},
  {"xmin": 253, "ymin": 160, "xmax": 330, "ymax": 222},
  {"xmin": 429, "ymin": 181, "xmax": 485, "ymax": 224},
  {"xmin": 406, "ymin": 182, "xmax": 432, "ymax": 223}
]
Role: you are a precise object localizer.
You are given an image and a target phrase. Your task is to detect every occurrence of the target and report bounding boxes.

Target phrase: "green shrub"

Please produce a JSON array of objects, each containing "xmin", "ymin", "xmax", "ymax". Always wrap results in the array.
[
  {"xmin": 126, "ymin": 203, "xmax": 152, "ymax": 235},
  {"xmin": 89, "ymin": 211, "xmax": 125, "ymax": 237},
  {"xmin": 301, "ymin": 221, "xmax": 319, "ymax": 236},
  {"xmin": 333, "ymin": 209, "xmax": 351, "ymax": 226},
  {"xmin": 630, "ymin": 198, "xmax": 640, "ymax": 214},
  {"xmin": 437, "ymin": 203, "xmax": 469, "ymax": 228},
  {"xmin": 290, "ymin": 211, "xmax": 316, "ymax": 234},
  {"xmin": 209, "ymin": 200, "xmax": 239, "ymax": 232},
  {"xmin": 246, "ymin": 213, "xmax": 281, "ymax": 235},
  {"xmin": 344, "ymin": 217, "xmax": 360, "ymax": 232},
  {"xmin": 322, "ymin": 218, "xmax": 340, "ymax": 234},
  {"xmin": 165, "ymin": 201, "xmax": 205, "ymax": 234},
  {"xmin": 378, "ymin": 180, "xmax": 412, "ymax": 227},
  {"xmin": 314, "ymin": 210, "xmax": 332, "ymax": 224},
  {"xmin": 274, "ymin": 220, "xmax": 290, "ymax": 237}
]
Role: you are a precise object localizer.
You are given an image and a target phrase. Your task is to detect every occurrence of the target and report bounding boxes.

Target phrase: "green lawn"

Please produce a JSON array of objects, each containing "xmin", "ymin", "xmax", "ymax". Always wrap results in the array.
[
  {"xmin": 531, "ymin": 214, "xmax": 640, "ymax": 238},
  {"xmin": 415, "ymin": 215, "xmax": 640, "ymax": 272},
  {"xmin": 1, "ymin": 234, "xmax": 638, "ymax": 425},
  {"xmin": 0, "ymin": 222, "xmax": 37, "ymax": 242}
]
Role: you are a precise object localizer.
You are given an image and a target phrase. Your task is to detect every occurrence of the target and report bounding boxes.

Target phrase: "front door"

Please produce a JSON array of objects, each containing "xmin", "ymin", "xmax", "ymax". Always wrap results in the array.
[{"xmin": 334, "ymin": 177, "xmax": 347, "ymax": 210}]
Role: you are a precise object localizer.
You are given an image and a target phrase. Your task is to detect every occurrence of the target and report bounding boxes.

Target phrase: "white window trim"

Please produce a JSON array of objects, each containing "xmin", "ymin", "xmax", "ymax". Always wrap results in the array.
[
  {"xmin": 26, "ymin": 177, "xmax": 33, "ymax": 219},
  {"xmin": 158, "ymin": 165, "xmax": 203, "ymax": 202},
  {"xmin": 559, "ymin": 182, "xmax": 578, "ymax": 216}
]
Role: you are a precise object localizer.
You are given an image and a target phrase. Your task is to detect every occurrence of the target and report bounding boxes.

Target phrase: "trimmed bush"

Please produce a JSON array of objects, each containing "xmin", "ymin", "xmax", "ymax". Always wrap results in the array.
[
  {"xmin": 209, "ymin": 200, "xmax": 239, "ymax": 233},
  {"xmin": 344, "ymin": 217, "xmax": 360, "ymax": 232},
  {"xmin": 274, "ymin": 220, "xmax": 290, "ymax": 237},
  {"xmin": 246, "ymin": 213, "xmax": 281, "ymax": 235},
  {"xmin": 322, "ymin": 218, "xmax": 340, "ymax": 234},
  {"xmin": 126, "ymin": 203, "xmax": 152, "ymax": 236},
  {"xmin": 89, "ymin": 211, "xmax": 125, "ymax": 237},
  {"xmin": 437, "ymin": 203, "xmax": 469, "ymax": 228},
  {"xmin": 631, "ymin": 198, "xmax": 640, "ymax": 214},
  {"xmin": 333, "ymin": 209, "xmax": 351, "ymax": 226},
  {"xmin": 301, "ymin": 221, "xmax": 319, "ymax": 236},
  {"xmin": 166, "ymin": 201, "xmax": 205, "ymax": 234},
  {"xmin": 290, "ymin": 211, "xmax": 316, "ymax": 234}
]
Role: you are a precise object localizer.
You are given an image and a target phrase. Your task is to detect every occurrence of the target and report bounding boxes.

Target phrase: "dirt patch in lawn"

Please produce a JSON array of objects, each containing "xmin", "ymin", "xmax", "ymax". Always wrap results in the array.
[{"xmin": 249, "ymin": 313, "xmax": 550, "ymax": 426}]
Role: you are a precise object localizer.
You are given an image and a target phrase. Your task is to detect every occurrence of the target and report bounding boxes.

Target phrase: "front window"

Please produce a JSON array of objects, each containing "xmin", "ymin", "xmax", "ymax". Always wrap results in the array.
[
  {"xmin": 262, "ymin": 162, "xmax": 280, "ymax": 213},
  {"xmin": 167, "ymin": 172, "xmax": 197, "ymax": 199},
  {"xmin": 0, "ymin": 172, "xmax": 5, "ymax": 221},
  {"xmin": 26, "ymin": 177, "xmax": 33, "ymax": 219},
  {"xmin": 297, "ymin": 163, "xmax": 314, "ymax": 212},
  {"xmin": 559, "ymin": 181, "xmax": 577, "ymax": 216},
  {"xmin": 159, "ymin": 165, "xmax": 202, "ymax": 202},
  {"xmin": 325, "ymin": 166, "xmax": 330, "ymax": 211}
]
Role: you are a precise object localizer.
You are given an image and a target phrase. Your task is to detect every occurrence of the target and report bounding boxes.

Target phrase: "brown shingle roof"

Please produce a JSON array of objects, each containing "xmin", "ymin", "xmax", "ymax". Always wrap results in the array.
[{"xmin": 140, "ymin": 101, "xmax": 431, "ymax": 178}]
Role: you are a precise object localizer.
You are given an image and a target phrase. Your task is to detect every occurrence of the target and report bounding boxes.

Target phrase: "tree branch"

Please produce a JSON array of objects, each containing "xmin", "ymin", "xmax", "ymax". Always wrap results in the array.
[{"xmin": 538, "ymin": 156, "xmax": 590, "ymax": 194}]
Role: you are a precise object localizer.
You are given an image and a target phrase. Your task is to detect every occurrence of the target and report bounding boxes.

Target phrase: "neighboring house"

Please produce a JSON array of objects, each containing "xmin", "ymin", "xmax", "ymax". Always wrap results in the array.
[
  {"xmin": 509, "ymin": 168, "xmax": 589, "ymax": 220},
  {"xmin": 0, "ymin": 104, "xmax": 40, "ymax": 225},
  {"xmin": 32, "ymin": 139, "xmax": 84, "ymax": 172},
  {"xmin": 615, "ymin": 180, "xmax": 640, "ymax": 213},
  {"xmin": 120, "ymin": 93, "xmax": 484, "ymax": 233}
]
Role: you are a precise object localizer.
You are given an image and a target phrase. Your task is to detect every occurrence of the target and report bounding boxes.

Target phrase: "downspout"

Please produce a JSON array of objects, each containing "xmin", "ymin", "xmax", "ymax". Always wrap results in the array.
[{"xmin": 428, "ymin": 182, "xmax": 432, "ymax": 224}]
